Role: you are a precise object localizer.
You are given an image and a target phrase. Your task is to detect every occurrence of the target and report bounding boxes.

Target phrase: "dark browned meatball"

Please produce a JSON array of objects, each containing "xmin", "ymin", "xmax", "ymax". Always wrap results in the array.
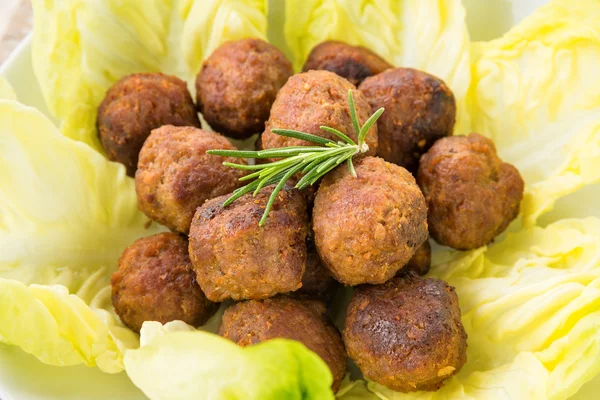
[
  {"xmin": 313, "ymin": 157, "xmax": 428, "ymax": 286},
  {"xmin": 196, "ymin": 38, "xmax": 293, "ymax": 139},
  {"xmin": 135, "ymin": 126, "xmax": 246, "ymax": 234},
  {"xmin": 189, "ymin": 186, "xmax": 308, "ymax": 302},
  {"xmin": 417, "ymin": 134, "xmax": 524, "ymax": 250},
  {"xmin": 219, "ymin": 297, "xmax": 347, "ymax": 392},
  {"xmin": 262, "ymin": 70, "xmax": 378, "ymax": 159},
  {"xmin": 359, "ymin": 68, "xmax": 456, "ymax": 173},
  {"xmin": 111, "ymin": 233, "xmax": 217, "ymax": 333},
  {"xmin": 403, "ymin": 240, "xmax": 431, "ymax": 276},
  {"xmin": 343, "ymin": 274, "xmax": 467, "ymax": 392},
  {"xmin": 303, "ymin": 40, "xmax": 392, "ymax": 86},
  {"xmin": 97, "ymin": 73, "xmax": 200, "ymax": 176}
]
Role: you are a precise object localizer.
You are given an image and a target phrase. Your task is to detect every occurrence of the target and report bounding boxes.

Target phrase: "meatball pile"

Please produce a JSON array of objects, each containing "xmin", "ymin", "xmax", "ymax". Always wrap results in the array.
[{"xmin": 102, "ymin": 37, "xmax": 526, "ymax": 395}]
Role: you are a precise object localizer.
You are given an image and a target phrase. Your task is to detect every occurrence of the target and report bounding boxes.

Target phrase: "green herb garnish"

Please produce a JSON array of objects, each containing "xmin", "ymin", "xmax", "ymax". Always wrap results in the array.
[{"xmin": 207, "ymin": 90, "xmax": 384, "ymax": 226}]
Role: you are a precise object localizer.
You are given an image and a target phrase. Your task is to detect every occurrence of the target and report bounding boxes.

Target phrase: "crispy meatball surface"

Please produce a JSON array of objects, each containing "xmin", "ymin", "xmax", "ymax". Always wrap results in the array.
[
  {"xmin": 343, "ymin": 274, "xmax": 467, "ymax": 392},
  {"xmin": 403, "ymin": 240, "xmax": 431, "ymax": 276},
  {"xmin": 219, "ymin": 297, "xmax": 347, "ymax": 392},
  {"xmin": 97, "ymin": 73, "xmax": 200, "ymax": 176},
  {"xmin": 189, "ymin": 186, "xmax": 308, "ymax": 302},
  {"xmin": 262, "ymin": 70, "xmax": 378, "ymax": 158},
  {"xmin": 196, "ymin": 38, "xmax": 293, "ymax": 139},
  {"xmin": 135, "ymin": 126, "xmax": 246, "ymax": 234},
  {"xmin": 417, "ymin": 133, "xmax": 524, "ymax": 250},
  {"xmin": 313, "ymin": 157, "xmax": 428, "ymax": 286},
  {"xmin": 359, "ymin": 68, "xmax": 456, "ymax": 173},
  {"xmin": 302, "ymin": 40, "xmax": 392, "ymax": 86},
  {"xmin": 111, "ymin": 233, "xmax": 217, "ymax": 333}
]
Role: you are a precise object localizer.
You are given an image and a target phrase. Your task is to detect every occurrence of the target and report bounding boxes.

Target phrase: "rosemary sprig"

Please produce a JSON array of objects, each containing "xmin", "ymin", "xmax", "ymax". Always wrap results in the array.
[{"xmin": 207, "ymin": 90, "xmax": 384, "ymax": 226}]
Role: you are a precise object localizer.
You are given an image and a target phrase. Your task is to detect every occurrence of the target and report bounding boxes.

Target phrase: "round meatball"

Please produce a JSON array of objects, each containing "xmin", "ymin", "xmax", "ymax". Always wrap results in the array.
[
  {"xmin": 303, "ymin": 40, "xmax": 392, "ymax": 86},
  {"xmin": 417, "ymin": 133, "xmax": 524, "ymax": 250},
  {"xmin": 196, "ymin": 38, "xmax": 293, "ymax": 139},
  {"xmin": 403, "ymin": 240, "xmax": 431, "ymax": 276},
  {"xmin": 359, "ymin": 68, "xmax": 456, "ymax": 173},
  {"xmin": 111, "ymin": 233, "xmax": 217, "ymax": 333},
  {"xmin": 219, "ymin": 297, "xmax": 347, "ymax": 392},
  {"xmin": 97, "ymin": 73, "xmax": 200, "ymax": 176},
  {"xmin": 262, "ymin": 70, "xmax": 378, "ymax": 159},
  {"xmin": 135, "ymin": 126, "xmax": 246, "ymax": 234},
  {"xmin": 343, "ymin": 274, "xmax": 467, "ymax": 392},
  {"xmin": 313, "ymin": 156, "xmax": 428, "ymax": 285},
  {"xmin": 189, "ymin": 186, "xmax": 308, "ymax": 301}
]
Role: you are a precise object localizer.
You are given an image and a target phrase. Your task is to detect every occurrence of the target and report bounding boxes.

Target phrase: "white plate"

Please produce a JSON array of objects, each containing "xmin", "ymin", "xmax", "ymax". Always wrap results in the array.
[{"xmin": 2, "ymin": 0, "xmax": 599, "ymax": 399}]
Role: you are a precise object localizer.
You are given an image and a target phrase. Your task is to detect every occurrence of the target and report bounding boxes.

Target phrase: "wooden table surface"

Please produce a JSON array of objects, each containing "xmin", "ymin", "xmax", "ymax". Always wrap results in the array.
[{"xmin": 0, "ymin": 0, "xmax": 32, "ymax": 64}]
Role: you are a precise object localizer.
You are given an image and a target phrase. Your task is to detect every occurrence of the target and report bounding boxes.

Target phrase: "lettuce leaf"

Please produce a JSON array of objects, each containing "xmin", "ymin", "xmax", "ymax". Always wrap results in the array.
[
  {"xmin": 282, "ymin": 0, "xmax": 472, "ymax": 133},
  {"xmin": 0, "ymin": 76, "xmax": 16, "ymax": 100},
  {"xmin": 468, "ymin": 0, "xmax": 600, "ymax": 227},
  {"xmin": 124, "ymin": 321, "xmax": 335, "ymax": 400},
  {"xmin": 31, "ymin": 0, "xmax": 268, "ymax": 151}
]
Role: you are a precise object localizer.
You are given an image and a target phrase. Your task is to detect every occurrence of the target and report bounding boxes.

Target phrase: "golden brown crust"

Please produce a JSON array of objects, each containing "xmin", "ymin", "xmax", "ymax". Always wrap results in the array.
[
  {"xmin": 262, "ymin": 70, "xmax": 378, "ymax": 159},
  {"xmin": 97, "ymin": 73, "xmax": 200, "ymax": 176},
  {"xmin": 303, "ymin": 40, "xmax": 392, "ymax": 86},
  {"xmin": 359, "ymin": 68, "xmax": 456, "ymax": 173},
  {"xmin": 312, "ymin": 156, "xmax": 428, "ymax": 285},
  {"xmin": 417, "ymin": 133, "xmax": 524, "ymax": 250},
  {"xmin": 111, "ymin": 233, "xmax": 218, "ymax": 333},
  {"xmin": 196, "ymin": 38, "xmax": 293, "ymax": 139},
  {"xmin": 188, "ymin": 186, "xmax": 308, "ymax": 301},
  {"xmin": 402, "ymin": 240, "xmax": 431, "ymax": 276},
  {"xmin": 135, "ymin": 126, "xmax": 246, "ymax": 234},
  {"xmin": 343, "ymin": 274, "xmax": 467, "ymax": 392},
  {"xmin": 219, "ymin": 296, "xmax": 347, "ymax": 392}
]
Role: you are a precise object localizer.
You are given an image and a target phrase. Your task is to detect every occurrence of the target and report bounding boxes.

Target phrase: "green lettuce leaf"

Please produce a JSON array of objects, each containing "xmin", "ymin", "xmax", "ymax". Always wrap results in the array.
[
  {"xmin": 124, "ymin": 321, "xmax": 335, "ymax": 400},
  {"xmin": 282, "ymin": 0, "xmax": 472, "ymax": 133},
  {"xmin": 0, "ymin": 76, "xmax": 16, "ymax": 100},
  {"xmin": 468, "ymin": 0, "xmax": 600, "ymax": 227},
  {"xmin": 31, "ymin": 0, "xmax": 268, "ymax": 151}
]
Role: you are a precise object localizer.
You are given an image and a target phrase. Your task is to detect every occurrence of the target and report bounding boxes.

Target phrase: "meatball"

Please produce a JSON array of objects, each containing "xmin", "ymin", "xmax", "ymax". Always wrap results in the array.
[
  {"xmin": 97, "ymin": 73, "xmax": 200, "ymax": 176},
  {"xmin": 303, "ymin": 40, "xmax": 392, "ymax": 86},
  {"xmin": 262, "ymin": 70, "xmax": 378, "ymax": 159},
  {"xmin": 343, "ymin": 274, "xmax": 467, "ymax": 392},
  {"xmin": 417, "ymin": 133, "xmax": 524, "ymax": 250},
  {"xmin": 189, "ymin": 186, "xmax": 308, "ymax": 301},
  {"xmin": 359, "ymin": 68, "xmax": 456, "ymax": 173},
  {"xmin": 402, "ymin": 240, "xmax": 431, "ymax": 276},
  {"xmin": 135, "ymin": 126, "xmax": 246, "ymax": 234},
  {"xmin": 313, "ymin": 156, "xmax": 428, "ymax": 286},
  {"xmin": 111, "ymin": 233, "xmax": 217, "ymax": 333},
  {"xmin": 219, "ymin": 297, "xmax": 347, "ymax": 392},
  {"xmin": 196, "ymin": 38, "xmax": 293, "ymax": 139}
]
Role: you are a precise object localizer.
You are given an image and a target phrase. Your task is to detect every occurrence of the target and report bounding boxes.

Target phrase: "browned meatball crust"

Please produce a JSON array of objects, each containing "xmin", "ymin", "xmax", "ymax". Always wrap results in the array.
[
  {"xmin": 417, "ymin": 133, "xmax": 524, "ymax": 250},
  {"xmin": 97, "ymin": 73, "xmax": 200, "ymax": 176},
  {"xmin": 189, "ymin": 186, "xmax": 308, "ymax": 302},
  {"xmin": 343, "ymin": 274, "xmax": 467, "ymax": 392},
  {"xmin": 303, "ymin": 40, "xmax": 392, "ymax": 86},
  {"xmin": 111, "ymin": 233, "xmax": 217, "ymax": 333},
  {"xmin": 219, "ymin": 297, "xmax": 347, "ymax": 392},
  {"xmin": 403, "ymin": 240, "xmax": 431, "ymax": 276},
  {"xmin": 262, "ymin": 70, "xmax": 378, "ymax": 158},
  {"xmin": 313, "ymin": 157, "xmax": 428, "ymax": 285},
  {"xmin": 135, "ymin": 126, "xmax": 246, "ymax": 234},
  {"xmin": 196, "ymin": 38, "xmax": 293, "ymax": 139},
  {"xmin": 359, "ymin": 68, "xmax": 456, "ymax": 173}
]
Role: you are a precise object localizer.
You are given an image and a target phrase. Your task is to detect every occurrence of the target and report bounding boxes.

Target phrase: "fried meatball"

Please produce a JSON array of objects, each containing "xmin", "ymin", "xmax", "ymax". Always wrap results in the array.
[
  {"xmin": 189, "ymin": 186, "xmax": 308, "ymax": 302},
  {"xmin": 417, "ymin": 134, "xmax": 524, "ymax": 250},
  {"xmin": 343, "ymin": 274, "xmax": 467, "ymax": 392},
  {"xmin": 403, "ymin": 240, "xmax": 431, "ymax": 276},
  {"xmin": 303, "ymin": 40, "xmax": 392, "ymax": 86},
  {"xmin": 196, "ymin": 38, "xmax": 293, "ymax": 139},
  {"xmin": 219, "ymin": 297, "xmax": 347, "ymax": 392},
  {"xmin": 262, "ymin": 70, "xmax": 378, "ymax": 159},
  {"xmin": 97, "ymin": 73, "xmax": 200, "ymax": 176},
  {"xmin": 313, "ymin": 156, "xmax": 428, "ymax": 286},
  {"xmin": 359, "ymin": 68, "xmax": 456, "ymax": 173},
  {"xmin": 135, "ymin": 126, "xmax": 246, "ymax": 234},
  {"xmin": 111, "ymin": 233, "xmax": 217, "ymax": 333}
]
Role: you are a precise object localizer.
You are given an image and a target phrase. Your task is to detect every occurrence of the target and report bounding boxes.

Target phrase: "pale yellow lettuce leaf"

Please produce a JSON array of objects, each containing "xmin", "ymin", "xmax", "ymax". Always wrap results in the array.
[
  {"xmin": 469, "ymin": 0, "xmax": 600, "ymax": 226},
  {"xmin": 31, "ymin": 0, "xmax": 267, "ymax": 151},
  {"xmin": 283, "ymin": 0, "xmax": 472, "ymax": 133},
  {"xmin": 0, "ymin": 76, "xmax": 16, "ymax": 100}
]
